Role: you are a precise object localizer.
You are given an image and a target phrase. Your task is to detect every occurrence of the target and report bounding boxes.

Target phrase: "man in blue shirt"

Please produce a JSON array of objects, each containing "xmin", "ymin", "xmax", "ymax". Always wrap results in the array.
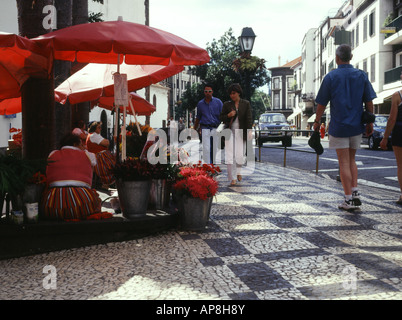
[
  {"xmin": 194, "ymin": 84, "xmax": 223, "ymax": 163},
  {"xmin": 314, "ymin": 44, "xmax": 376, "ymax": 211}
]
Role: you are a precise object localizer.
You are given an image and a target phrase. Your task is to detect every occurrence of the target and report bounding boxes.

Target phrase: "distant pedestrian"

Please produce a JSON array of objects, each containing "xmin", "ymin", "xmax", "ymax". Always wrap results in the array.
[
  {"xmin": 193, "ymin": 84, "xmax": 223, "ymax": 164},
  {"xmin": 314, "ymin": 44, "xmax": 376, "ymax": 211},
  {"xmin": 72, "ymin": 120, "xmax": 88, "ymax": 149},
  {"xmin": 380, "ymin": 72, "xmax": 402, "ymax": 204},
  {"xmin": 220, "ymin": 83, "xmax": 253, "ymax": 186},
  {"xmin": 320, "ymin": 123, "xmax": 326, "ymax": 139}
]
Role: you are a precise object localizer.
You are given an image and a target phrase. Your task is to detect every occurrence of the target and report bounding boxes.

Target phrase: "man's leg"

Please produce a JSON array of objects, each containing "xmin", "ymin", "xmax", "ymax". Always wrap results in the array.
[{"xmin": 336, "ymin": 148, "xmax": 353, "ymax": 196}]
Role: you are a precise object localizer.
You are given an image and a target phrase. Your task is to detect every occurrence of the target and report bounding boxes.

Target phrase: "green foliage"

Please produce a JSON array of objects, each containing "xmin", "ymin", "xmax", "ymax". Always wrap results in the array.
[
  {"xmin": 251, "ymin": 90, "xmax": 270, "ymax": 120},
  {"xmin": 89, "ymin": 12, "xmax": 104, "ymax": 23},
  {"xmin": 0, "ymin": 154, "xmax": 47, "ymax": 197},
  {"xmin": 185, "ymin": 28, "xmax": 270, "ymax": 103}
]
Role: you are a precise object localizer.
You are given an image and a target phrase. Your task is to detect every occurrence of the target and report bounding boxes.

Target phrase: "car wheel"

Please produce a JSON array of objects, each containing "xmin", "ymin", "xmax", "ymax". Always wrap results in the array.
[{"xmin": 368, "ymin": 136, "xmax": 378, "ymax": 150}]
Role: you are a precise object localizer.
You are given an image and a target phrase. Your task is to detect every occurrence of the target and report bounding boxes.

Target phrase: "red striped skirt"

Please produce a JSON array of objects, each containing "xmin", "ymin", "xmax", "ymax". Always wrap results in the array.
[
  {"xmin": 94, "ymin": 150, "xmax": 116, "ymax": 185},
  {"xmin": 41, "ymin": 186, "xmax": 102, "ymax": 220}
]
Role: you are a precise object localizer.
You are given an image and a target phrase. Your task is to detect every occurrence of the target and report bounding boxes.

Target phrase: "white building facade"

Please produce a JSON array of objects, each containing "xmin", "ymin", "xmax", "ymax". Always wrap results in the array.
[{"xmin": 299, "ymin": 0, "xmax": 398, "ymax": 129}]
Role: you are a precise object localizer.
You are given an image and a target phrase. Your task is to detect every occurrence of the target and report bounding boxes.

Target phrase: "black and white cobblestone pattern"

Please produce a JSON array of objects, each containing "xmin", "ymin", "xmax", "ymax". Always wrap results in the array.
[{"xmin": 0, "ymin": 163, "xmax": 401, "ymax": 300}]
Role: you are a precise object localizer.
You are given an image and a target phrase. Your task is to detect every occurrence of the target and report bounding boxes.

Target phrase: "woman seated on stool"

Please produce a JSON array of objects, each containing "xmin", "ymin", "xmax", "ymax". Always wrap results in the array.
[
  {"xmin": 86, "ymin": 121, "xmax": 116, "ymax": 188},
  {"xmin": 41, "ymin": 133, "xmax": 105, "ymax": 221}
]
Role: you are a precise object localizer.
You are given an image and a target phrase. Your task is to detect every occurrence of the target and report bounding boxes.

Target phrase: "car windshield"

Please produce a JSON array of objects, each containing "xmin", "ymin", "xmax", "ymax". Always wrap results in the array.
[
  {"xmin": 375, "ymin": 116, "xmax": 388, "ymax": 127},
  {"xmin": 260, "ymin": 114, "xmax": 286, "ymax": 123}
]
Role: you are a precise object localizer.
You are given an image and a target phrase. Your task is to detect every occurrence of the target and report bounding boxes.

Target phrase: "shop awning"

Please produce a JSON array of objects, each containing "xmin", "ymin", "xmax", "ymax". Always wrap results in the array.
[
  {"xmin": 373, "ymin": 88, "xmax": 400, "ymax": 104},
  {"xmin": 287, "ymin": 108, "xmax": 302, "ymax": 122}
]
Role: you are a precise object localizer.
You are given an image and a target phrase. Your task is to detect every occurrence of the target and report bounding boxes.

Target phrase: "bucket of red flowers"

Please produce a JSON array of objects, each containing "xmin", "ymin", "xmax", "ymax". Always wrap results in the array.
[{"xmin": 173, "ymin": 163, "xmax": 220, "ymax": 231}]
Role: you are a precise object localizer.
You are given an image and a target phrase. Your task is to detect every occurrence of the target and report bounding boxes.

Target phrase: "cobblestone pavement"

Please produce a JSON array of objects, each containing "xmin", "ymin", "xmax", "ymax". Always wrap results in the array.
[{"xmin": 0, "ymin": 162, "xmax": 401, "ymax": 300}]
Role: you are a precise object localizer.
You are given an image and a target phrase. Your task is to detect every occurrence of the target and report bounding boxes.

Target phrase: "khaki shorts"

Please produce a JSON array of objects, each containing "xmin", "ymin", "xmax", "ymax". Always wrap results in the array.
[{"xmin": 329, "ymin": 134, "xmax": 362, "ymax": 150}]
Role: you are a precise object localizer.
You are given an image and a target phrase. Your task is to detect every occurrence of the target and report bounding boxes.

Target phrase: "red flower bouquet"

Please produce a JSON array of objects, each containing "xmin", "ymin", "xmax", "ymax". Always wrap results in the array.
[{"xmin": 173, "ymin": 165, "xmax": 219, "ymax": 200}]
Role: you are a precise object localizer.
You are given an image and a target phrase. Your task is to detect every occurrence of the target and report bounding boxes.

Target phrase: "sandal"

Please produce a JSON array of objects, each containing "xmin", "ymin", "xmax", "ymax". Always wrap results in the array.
[
  {"xmin": 396, "ymin": 196, "xmax": 402, "ymax": 205},
  {"xmin": 237, "ymin": 175, "xmax": 242, "ymax": 182}
]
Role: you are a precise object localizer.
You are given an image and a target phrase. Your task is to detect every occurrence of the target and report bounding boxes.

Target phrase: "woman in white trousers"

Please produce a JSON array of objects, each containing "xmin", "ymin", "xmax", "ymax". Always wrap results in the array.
[{"xmin": 220, "ymin": 83, "xmax": 253, "ymax": 186}]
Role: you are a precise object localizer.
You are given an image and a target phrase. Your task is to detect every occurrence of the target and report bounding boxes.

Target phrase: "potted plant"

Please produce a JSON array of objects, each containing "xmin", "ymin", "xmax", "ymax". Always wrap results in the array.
[
  {"xmin": 0, "ymin": 154, "xmax": 47, "ymax": 223},
  {"xmin": 173, "ymin": 163, "xmax": 220, "ymax": 231},
  {"xmin": 113, "ymin": 157, "xmax": 154, "ymax": 218}
]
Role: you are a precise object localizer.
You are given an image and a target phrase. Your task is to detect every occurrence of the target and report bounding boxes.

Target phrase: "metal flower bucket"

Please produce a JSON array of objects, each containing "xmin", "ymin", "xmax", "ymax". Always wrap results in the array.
[
  {"xmin": 148, "ymin": 179, "xmax": 171, "ymax": 210},
  {"xmin": 116, "ymin": 179, "xmax": 152, "ymax": 218},
  {"xmin": 180, "ymin": 196, "xmax": 212, "ymax": 231}
]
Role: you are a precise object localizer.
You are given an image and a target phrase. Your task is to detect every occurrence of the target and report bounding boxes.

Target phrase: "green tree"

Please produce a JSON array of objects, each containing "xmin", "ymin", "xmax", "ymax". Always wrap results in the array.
[
  {"xmin": 188, "ymin": 28, "xmax": 270, "ymax": 103},
  {"xmin": 251, "ymin": 89, "xmax": 270, "ymax": 120}
]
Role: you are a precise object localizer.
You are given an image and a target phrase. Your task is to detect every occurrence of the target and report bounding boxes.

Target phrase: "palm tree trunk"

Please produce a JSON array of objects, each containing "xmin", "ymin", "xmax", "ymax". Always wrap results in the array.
[
  {"xmin": 71, "ymin": 0, "xmax": 90, "ymax": 126},
  {"xmin": 17, "ymin": 0, "xmax": 55, "ymax": 160},
  {"xmin": 54, "ymin": 0, "xmax": 72, "ymax": 145}
]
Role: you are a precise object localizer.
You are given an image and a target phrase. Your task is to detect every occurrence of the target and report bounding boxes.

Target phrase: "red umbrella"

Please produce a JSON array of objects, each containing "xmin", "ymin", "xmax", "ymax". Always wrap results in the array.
[
  {"xmin": 0, "ymin": 33, "xmax": 51, "ymax": 101},
  {"xmin": 32, "ymin": 19, "xmax": 210, "ymax": 66},
  {"xmin": 95, "ymin": 92, "xmax": 156, "ymax": 116},
  {"xmin": 55, "ymin": 62, "xmax": 184, "ymax": 105},
  {"xmin": 0, "ymin": 97, "xmax": 22, "ymax": 115}
]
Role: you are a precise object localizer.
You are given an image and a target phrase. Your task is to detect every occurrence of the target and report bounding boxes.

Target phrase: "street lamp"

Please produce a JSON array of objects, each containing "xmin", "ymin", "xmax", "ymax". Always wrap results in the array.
[
  {"xmin": 237, "ymin": 27, "xmax": 257, "ymax": 102},
  {"xmin": 238, "ymin": 27, "xmax": 256, "ymax": 56}
]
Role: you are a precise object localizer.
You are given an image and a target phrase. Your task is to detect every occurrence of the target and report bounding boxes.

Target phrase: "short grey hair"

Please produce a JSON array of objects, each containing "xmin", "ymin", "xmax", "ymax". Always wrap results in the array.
[{"xmin": 336, "ymin": 44, "xmax": 352, "ymax": 62}]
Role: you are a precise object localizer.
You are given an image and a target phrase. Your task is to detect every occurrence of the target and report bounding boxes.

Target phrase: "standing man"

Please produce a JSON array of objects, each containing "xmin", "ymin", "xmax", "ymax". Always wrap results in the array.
[
  {"xmin": 194, "ymin": 84, "xmax": 223, "ymax": 164},
  {"xmin": 314, "ymin": 44, "xmax": 376, "ymax": 211}
]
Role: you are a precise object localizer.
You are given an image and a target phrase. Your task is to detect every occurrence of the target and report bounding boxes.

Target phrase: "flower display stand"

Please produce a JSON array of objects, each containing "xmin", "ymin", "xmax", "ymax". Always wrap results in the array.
[
  {"xmin": 179, "ymin": 196, "xmax": 212, "ymax": 231},
  {"xmin": 116, "ymin": 179, "xmax": 152, "ymax": 218}
]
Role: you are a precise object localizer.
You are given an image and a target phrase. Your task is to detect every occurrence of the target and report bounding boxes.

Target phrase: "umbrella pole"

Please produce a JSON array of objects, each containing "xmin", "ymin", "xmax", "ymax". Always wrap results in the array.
[
  {"xmin": 114, "ymin": 104, "xmax": 119, "ymax": 162},
  {"xmin": 116, "ymin": 107, "xmax": 120, "ymax": 163},
  {"xmin": 129, "ymin": 99, "xmax": 142, "ymax": 136},
  {"xmin": 122, "ymin": 105, "xmax": 127, "ymax": 160}
]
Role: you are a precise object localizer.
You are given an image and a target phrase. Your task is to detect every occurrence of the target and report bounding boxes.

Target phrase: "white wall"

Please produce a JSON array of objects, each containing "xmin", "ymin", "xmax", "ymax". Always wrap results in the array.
[{"xmin": 89, "ymin": 0, "xmax": 146, "ymax": 24}]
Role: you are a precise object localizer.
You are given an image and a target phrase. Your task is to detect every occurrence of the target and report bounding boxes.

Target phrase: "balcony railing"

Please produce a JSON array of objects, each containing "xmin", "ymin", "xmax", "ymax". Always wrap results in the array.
[
  {"xmin": 384, "ymin": 65, "xmax": 402, "ymax": 85},
  {"xmin": 386, "ymin": 15, "xmax": 402, "ymax": 34}
]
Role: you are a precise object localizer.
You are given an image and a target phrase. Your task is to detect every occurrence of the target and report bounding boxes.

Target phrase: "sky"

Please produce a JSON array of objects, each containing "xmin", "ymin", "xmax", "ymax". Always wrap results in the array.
[{"xmin": 150, "ymin": 0, "xmax": 348, "ymax": 70}]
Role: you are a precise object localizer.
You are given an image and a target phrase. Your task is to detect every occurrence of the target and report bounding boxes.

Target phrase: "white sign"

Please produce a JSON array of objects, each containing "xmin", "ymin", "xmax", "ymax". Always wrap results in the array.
[{"xmin": 113, "ymin": 73, "xmax": 129, "ymax": 107}]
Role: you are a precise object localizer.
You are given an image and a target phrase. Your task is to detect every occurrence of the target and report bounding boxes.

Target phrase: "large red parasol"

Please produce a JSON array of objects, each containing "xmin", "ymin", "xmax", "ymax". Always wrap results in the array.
[
  {"xmin": 32, "ymin": 19, "xmax": 210, "ymax": 66},
  {"xmin": 55, "ymin": 62, "xmax": 184, "ymax": 105},
  {"xmin": 0, "ymin": 97, "xmax": 22, "ymax": 116},
  {"xmin": 95, "ymin": 92, "xmax": 156, "ymax": 116},
  {"xmin": 0, "ymin": 33, "xmax": 51, "ymax": 101}
]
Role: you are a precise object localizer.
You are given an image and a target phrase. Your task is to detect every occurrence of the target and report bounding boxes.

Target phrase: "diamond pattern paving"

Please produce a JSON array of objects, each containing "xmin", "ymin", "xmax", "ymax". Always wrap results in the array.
[{"xmin": 0, "ymin": 162, "xmax": 401, "ymax": 300}]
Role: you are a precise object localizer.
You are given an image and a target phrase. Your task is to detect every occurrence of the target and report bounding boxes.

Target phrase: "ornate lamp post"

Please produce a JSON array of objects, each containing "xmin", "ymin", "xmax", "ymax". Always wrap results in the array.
[
  {"xmin": 237, "ymin": 27, "xmax": 257, "ymax": 102},
  {"xmin": 238, "ymin": 27, "xmax": 256, "ymax": 58}
]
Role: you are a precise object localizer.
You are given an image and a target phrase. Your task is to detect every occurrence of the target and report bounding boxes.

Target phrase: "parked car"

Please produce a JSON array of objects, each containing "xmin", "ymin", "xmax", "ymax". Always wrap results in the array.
[
  {"xmin": 361, "ymin": 115, "xmax": 392, "ymax": 150},
  {"xmin": 256, "ymin": 113, "xmax": 292, "ymax": 147}
]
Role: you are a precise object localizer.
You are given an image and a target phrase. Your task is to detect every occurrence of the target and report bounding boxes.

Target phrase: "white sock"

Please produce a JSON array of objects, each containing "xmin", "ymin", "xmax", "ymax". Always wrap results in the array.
[
  {"xmin": 352, "ymin": 187, "xmax": 358, "ymax": 193},
  {"xmin": 345, "ymin": 195, "xmax": 352, "ymax": 201}
]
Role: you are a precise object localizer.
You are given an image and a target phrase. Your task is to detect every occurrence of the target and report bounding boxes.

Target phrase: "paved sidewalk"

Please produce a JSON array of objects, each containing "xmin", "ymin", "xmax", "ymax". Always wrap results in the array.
[{"xmin": 0, "ymin": 162, "xmax": 401, "ymax": 300}]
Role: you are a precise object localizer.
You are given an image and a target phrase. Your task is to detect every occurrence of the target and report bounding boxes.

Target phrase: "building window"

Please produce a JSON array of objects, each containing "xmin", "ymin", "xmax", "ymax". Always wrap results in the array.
[
  {"xmin": 370, "ymin": 54, "xmax": 375, "ymax": 82},
  {"xmin": 351, "ymin": 29, "xmax": 355, "ymax": 49},
  {"xmin": 363, "ymin": 59, "xmax": 368, "ymax": 73},
  {"xmin": 273, "ymin": 78, "xmax": 280, "ymax": 90},
  {"xmin": 363, "ymin": 16, "xmax": 367, "ymax": 42},
  {"xmin": 273, "ymin": 92, "xmax": 280, "ymax": 109},
  {"xmin": 369, "ymin": 10, "xmax": 375, "ymax": 37},
  {"xmin": 356, "ymin": 23, "xmax": 359, "ymax": 47}
]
